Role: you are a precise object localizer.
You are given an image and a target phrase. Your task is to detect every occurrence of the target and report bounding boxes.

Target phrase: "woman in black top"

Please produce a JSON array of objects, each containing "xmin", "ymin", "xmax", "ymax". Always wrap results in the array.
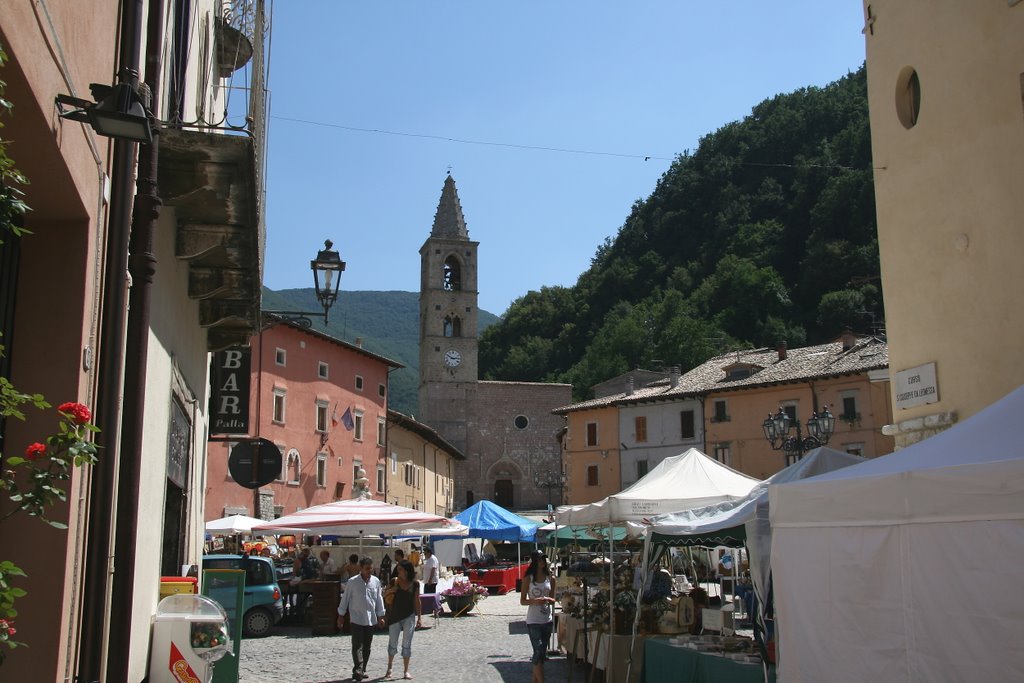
[{"xmin": 383, "ymin": 559, "xmax": 421, "ymax": 679}]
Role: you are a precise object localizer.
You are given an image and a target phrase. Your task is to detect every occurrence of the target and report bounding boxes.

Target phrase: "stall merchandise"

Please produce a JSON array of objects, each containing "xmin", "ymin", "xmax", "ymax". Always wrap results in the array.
[
  {"xmin": 646, "ymin": 447, "xmax": 865, "ymax": 645},
  {"xmin": 556, "ymin": 450, "xmax": 760, "ymax": 682},
  {"xmin": 770, "ymin": 384, "xmax": 1024, "ymax": 683}
]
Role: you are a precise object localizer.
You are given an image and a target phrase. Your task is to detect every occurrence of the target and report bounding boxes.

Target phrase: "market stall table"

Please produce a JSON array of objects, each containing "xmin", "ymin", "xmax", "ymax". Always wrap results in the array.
[
  {"xmin": 640, "ymin": 637, "xmax": 774, "ymax": 683},
  {"xmin": 420, "ymin": 593, "xmax": 442, "ymax": 619},
  {"xmin": 466, "ymin": 562, "xmax": 528, "ymax": 595}
]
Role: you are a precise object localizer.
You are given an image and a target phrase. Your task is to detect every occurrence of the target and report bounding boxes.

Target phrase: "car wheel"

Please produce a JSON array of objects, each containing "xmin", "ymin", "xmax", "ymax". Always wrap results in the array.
[{"xmin": 243, "ymin": 607, "xmax": 274, "ymax": 638}]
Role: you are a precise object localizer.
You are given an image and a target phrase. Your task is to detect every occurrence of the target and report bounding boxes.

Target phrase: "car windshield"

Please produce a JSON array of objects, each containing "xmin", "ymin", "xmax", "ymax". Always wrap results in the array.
[{"xmin": 204, "ymin": 558, "xmax": 272, "ymax": 585}]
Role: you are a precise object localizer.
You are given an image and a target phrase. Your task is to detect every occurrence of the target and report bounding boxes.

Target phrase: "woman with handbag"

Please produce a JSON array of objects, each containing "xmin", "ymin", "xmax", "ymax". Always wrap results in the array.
[{"xmin": 384, "ymin": 559, "xmax": 422, "ymax": 680}]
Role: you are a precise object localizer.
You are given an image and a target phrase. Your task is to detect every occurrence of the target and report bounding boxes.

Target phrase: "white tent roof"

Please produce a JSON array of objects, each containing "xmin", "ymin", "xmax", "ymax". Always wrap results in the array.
[
  {"xmin": 649, "ymin": 446, "xmax": 865, "ymax": 538},
  {"xmin": 555, "ymin": 448, "xmax": 759, "ymax": 525},
  {"xmin": 251, "ymin": 499, "xmax": 452, "ymax": 536},
  {"xmin": 771, "ymin": 384, "xmax": 1024, "ymax": 528},
  {"xmin": 770, "ymin": 384, "xmax": 1024, "ymax": 683},
  {"xmin": 205, "ymin": 514, "xmax": 271, "ymax": 535}
]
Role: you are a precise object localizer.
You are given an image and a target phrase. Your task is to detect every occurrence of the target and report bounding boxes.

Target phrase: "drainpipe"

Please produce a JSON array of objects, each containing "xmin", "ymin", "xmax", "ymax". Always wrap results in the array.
[
  {"xmin": 106, "ymin": 0, "xmax": 165, "ymax": 679},
  {"xmin": 76, "ymin": 0, "xmax": 145, "ymax": 680}
]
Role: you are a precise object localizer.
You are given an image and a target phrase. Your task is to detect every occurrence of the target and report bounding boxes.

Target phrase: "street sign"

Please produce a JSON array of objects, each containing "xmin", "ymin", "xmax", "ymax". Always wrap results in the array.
[{"xmin": 227, "ymin": 439, "xmax": 282, "ymax": 489}]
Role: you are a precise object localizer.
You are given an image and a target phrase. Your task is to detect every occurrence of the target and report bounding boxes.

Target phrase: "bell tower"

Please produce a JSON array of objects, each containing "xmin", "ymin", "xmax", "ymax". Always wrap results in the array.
[{"xmin": 417, "ymin": 174, "xmax": 479, "ymax": 453}]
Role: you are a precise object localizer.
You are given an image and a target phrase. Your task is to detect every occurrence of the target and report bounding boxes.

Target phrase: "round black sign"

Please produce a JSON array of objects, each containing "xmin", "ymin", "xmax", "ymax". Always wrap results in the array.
[{"xmin": 227, "ymin": 438, "xmax": 283, "ymax": 489}]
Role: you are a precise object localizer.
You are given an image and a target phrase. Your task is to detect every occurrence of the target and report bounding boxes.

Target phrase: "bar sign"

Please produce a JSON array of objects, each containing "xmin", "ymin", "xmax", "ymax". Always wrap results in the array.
[{"xmin": 210, "ymin": 346, "xmax": 251, "ymax": 435}]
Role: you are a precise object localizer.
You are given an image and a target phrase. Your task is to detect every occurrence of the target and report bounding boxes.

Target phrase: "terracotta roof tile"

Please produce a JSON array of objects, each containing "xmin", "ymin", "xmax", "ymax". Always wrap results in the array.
[{"xmin": 552, "ymin": 337, "xmax": 888, "ymax": 414}]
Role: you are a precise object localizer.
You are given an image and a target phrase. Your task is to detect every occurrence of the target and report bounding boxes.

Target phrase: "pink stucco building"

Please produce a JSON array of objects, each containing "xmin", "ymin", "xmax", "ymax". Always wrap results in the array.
[{"xmin": 206, "ymin": 320, "xmax": 402, "ymax": 520}]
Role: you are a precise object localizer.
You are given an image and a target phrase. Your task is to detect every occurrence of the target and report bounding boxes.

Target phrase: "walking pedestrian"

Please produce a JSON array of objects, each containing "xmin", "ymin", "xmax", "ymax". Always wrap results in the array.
[
  {"xmin": 390, "ymin": 548, "xmax": 406, "ymax": 579},
  {"xmin": 383, "ymin": 559, "xmax": 422, "ymax": 680},
  {"xmin": 337, "ymin": 556, "xmax": 386, "ymax": 681},
  {"xmin": 520, "ymin": 550, "xmax": 555, "ymax": 683}
]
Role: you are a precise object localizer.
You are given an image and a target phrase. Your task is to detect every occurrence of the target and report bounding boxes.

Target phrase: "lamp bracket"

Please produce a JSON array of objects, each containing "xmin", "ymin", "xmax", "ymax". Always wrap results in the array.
[{"xmin": 262, "ymin": 311, "xmax": 325, "ymax": 329}]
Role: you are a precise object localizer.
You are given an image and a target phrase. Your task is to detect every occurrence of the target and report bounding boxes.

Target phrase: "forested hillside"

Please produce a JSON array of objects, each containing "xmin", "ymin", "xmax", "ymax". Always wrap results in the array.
[
  {"xmin": 261, "ymin": 288, "xmax": 500, "ymax": 416},
  {"xmin": 479, "ymin": 66, "xmax": 882, "ymax": 400}
]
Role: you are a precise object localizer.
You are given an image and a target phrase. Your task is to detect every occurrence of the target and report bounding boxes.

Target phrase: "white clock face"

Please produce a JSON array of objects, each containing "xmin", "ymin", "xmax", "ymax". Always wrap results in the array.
[{"xmin": 444, "ymin": 349, "xmax": 462, "ymax": 367}]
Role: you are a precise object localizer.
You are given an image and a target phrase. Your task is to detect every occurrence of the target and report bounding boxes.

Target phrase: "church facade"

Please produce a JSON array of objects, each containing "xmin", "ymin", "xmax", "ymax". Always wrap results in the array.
[{"xmin": 417, "ymin": 175, "xmax": 571, "ymax": 512}]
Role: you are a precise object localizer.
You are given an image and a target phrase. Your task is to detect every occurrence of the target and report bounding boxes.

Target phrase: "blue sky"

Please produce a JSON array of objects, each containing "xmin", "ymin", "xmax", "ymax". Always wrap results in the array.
[{"xmin": 262, "ymin": 2, "xmax": 868, "ymax": 317}]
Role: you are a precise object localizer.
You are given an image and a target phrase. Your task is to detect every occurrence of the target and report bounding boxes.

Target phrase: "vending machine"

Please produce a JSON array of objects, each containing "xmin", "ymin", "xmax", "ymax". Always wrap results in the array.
[{"xmin": 149, "ymin": 594, "xmax": 232, "ymax": 683}]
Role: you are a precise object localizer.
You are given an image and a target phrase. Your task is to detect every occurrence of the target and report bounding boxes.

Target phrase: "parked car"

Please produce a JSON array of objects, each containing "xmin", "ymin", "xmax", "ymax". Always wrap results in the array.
[{"xmin": 202, "ymin": 554, "xmax": 284, "ymax": 637}]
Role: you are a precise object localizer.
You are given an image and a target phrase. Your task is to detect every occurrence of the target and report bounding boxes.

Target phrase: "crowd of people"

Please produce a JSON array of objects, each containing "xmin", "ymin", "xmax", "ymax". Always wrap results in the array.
[
  {"xmin": 242, "ymin": 542, "xmax": 557, "ymax": 681},
  {"xmin": 324, "ymin": 547, "xmax": 556, "ymax": 682}
]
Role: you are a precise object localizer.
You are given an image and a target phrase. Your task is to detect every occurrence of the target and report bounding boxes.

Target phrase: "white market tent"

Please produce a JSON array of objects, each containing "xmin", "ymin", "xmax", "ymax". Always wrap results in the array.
[
  {"xmin": 555, "ymin": 447, "xmax": 760, "ymax": 526},
  {"xmin": 251, "ymin": 499, "xmax": 452, "ymax": 536},
  {"xmin": 647, "ymin": 447, "xmax": 866, "ymax": 625},
  {"xmin": 770, "ymin": 384, "xmax": 1024, "ymax": 683},
  {"xmin": 205, "ymin": 514, "xmax": 268, "ymax": 535}
]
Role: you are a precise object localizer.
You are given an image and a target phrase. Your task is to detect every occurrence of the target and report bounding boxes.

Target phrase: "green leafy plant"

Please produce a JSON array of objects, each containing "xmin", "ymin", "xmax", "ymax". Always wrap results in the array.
[{"xmin": 0, "ymin": 402, "xmax": 99, "ymax": 661}]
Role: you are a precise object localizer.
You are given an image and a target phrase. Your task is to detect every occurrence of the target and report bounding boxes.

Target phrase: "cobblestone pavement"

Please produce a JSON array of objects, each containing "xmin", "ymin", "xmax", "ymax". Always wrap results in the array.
[{"xmin": 236, "ymin": 591, "xmax": 572, "ymax": 682}]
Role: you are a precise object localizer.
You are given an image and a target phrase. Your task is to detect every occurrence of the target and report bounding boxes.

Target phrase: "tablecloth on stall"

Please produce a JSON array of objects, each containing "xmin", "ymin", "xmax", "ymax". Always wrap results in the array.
[{"xmin": 640, "ymin": 637, "xmax": 773, "ymax": 683}]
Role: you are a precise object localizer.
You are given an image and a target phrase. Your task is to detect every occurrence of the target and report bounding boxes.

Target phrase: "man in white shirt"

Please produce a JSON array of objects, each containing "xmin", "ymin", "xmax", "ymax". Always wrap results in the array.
[
  {"xmin": 319, "ymin": 550, "xmax": 338, "ymax": 579},
  {"xmin": 421, "ymin": 546, "xmax": 439, "ymax": 594},
  {"xmin": 337, "ymin": 556, "xmax": 386, "ymax": 681}
]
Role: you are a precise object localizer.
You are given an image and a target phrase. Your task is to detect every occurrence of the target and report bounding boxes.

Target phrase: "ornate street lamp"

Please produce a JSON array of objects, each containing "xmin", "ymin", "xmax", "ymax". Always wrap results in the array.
[
  {"xmin": 534, "ymin": 468, "xmax": 567, "ymax": 511},
  {"xmin": 264, "ymin": 240, "xmax": 346, "ymax": 326},
  {"xmin": 311, "ymin": 239, "xmax": 345, "ymax": 321},
  {"xmin": 762, "ymin": 406, "xmax": 836, "ymax": 465}
]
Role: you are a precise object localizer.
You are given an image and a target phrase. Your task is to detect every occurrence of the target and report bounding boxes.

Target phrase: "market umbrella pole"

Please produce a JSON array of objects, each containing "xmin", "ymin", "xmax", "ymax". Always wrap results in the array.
[{"xmin": 626, "ymin": 530, "xmax": 653, "ymax": 682}]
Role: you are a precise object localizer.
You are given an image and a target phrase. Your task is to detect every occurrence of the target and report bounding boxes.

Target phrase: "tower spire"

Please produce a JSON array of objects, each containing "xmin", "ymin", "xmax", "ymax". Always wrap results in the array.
[{"xmin": 431, "ymin": 174, "xmax": 468, "ymax": 238}]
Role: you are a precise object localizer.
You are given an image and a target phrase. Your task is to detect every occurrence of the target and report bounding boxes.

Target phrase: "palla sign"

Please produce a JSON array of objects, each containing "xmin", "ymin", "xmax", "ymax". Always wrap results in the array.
[{"xmin": 210, "ymin": 346, "xmax": 251, "ymax": 434}]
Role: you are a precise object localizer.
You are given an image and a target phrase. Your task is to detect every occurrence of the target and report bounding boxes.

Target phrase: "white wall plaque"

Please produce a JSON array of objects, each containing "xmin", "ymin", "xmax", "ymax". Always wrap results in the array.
[{"xmin": 894, "ymin": 362, "xmax": 939, "ymax": 410}]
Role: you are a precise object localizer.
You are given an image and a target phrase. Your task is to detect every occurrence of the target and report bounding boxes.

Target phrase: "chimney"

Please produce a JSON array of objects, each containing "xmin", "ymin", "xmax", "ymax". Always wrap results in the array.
[
  {"xmin": 841, "ymin": 327, "xmax": 856, "ymax": 351},
  {"xmin": 626, "ymin": 376, "xmax": 634, "ymax": 396},
  {"xmin": 355, "ymin": 337, "xmax": 363, "ymax": 348},
  {"xmin": 776, "ymin": 340, "xmax": 787, "ymax": 361},
  {"xmin": 670, "ymin": 366, "xmax": 680, "ymax": 389}
]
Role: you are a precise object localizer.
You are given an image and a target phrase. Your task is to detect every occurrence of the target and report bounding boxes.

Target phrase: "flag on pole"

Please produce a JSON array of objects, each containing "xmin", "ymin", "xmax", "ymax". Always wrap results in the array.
[
  {"xmin": 340, "ymin": 407, "xmax": 354, "ymax": 431},
  {"xmin": 331, "ymin": 403, "xmax": 339, "ymax": 427}
]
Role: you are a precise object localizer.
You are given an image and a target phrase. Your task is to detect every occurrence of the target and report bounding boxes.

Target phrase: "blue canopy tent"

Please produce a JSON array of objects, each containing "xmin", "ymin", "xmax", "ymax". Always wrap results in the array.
[
  {"xmin": 441, "ymin": 501, "xmax": 539, "ymax": 586},
  {"xmin": 453, "ymin": 500, "xmax": 539, "ymax": 542}
]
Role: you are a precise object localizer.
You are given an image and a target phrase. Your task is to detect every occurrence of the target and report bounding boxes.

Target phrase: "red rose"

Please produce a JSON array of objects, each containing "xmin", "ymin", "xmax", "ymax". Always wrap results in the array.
[
  {"xmin": 25, "ymin": 442, "xmax": 47, "ymax": 460},
  {"xmin": 57, "ymin": 402, "xmax": 92, "ymax": 424}
]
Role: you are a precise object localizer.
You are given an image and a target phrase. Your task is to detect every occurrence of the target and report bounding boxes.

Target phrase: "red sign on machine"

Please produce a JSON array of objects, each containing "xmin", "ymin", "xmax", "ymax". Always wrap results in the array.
[{"xmin": 168, "ymin": 643, "xmax": 200, "ymax": 683}]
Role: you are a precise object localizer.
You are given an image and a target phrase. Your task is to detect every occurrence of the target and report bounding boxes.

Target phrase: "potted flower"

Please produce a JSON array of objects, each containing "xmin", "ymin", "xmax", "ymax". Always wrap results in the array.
[{"xmin": 440, "ymin": 581, "xmax": 488, "ymax": 616}]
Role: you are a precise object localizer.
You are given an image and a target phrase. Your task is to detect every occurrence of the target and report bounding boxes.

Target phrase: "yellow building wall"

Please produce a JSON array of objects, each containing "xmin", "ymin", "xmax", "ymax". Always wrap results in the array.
[
  {"xmin": 561, "ymin": 406, "xmax": 621, "ymax": 504},
  {"xmin": 864, "ymin": 1, "xmax": 1024, "ymax": 444},
  {"xmin": 703, "ymin": 374, "xmax": 893, "ymax": 480},
  {"xmin": 386, "ymin": 423, "xmax": 456, "ymax": 517}
]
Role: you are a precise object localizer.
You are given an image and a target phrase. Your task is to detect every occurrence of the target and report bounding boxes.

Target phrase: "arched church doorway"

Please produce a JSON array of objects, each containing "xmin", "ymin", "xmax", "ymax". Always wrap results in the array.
[{"xmin": 494, "ymin": 479, "xmax": 514, "ymax": 508}]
